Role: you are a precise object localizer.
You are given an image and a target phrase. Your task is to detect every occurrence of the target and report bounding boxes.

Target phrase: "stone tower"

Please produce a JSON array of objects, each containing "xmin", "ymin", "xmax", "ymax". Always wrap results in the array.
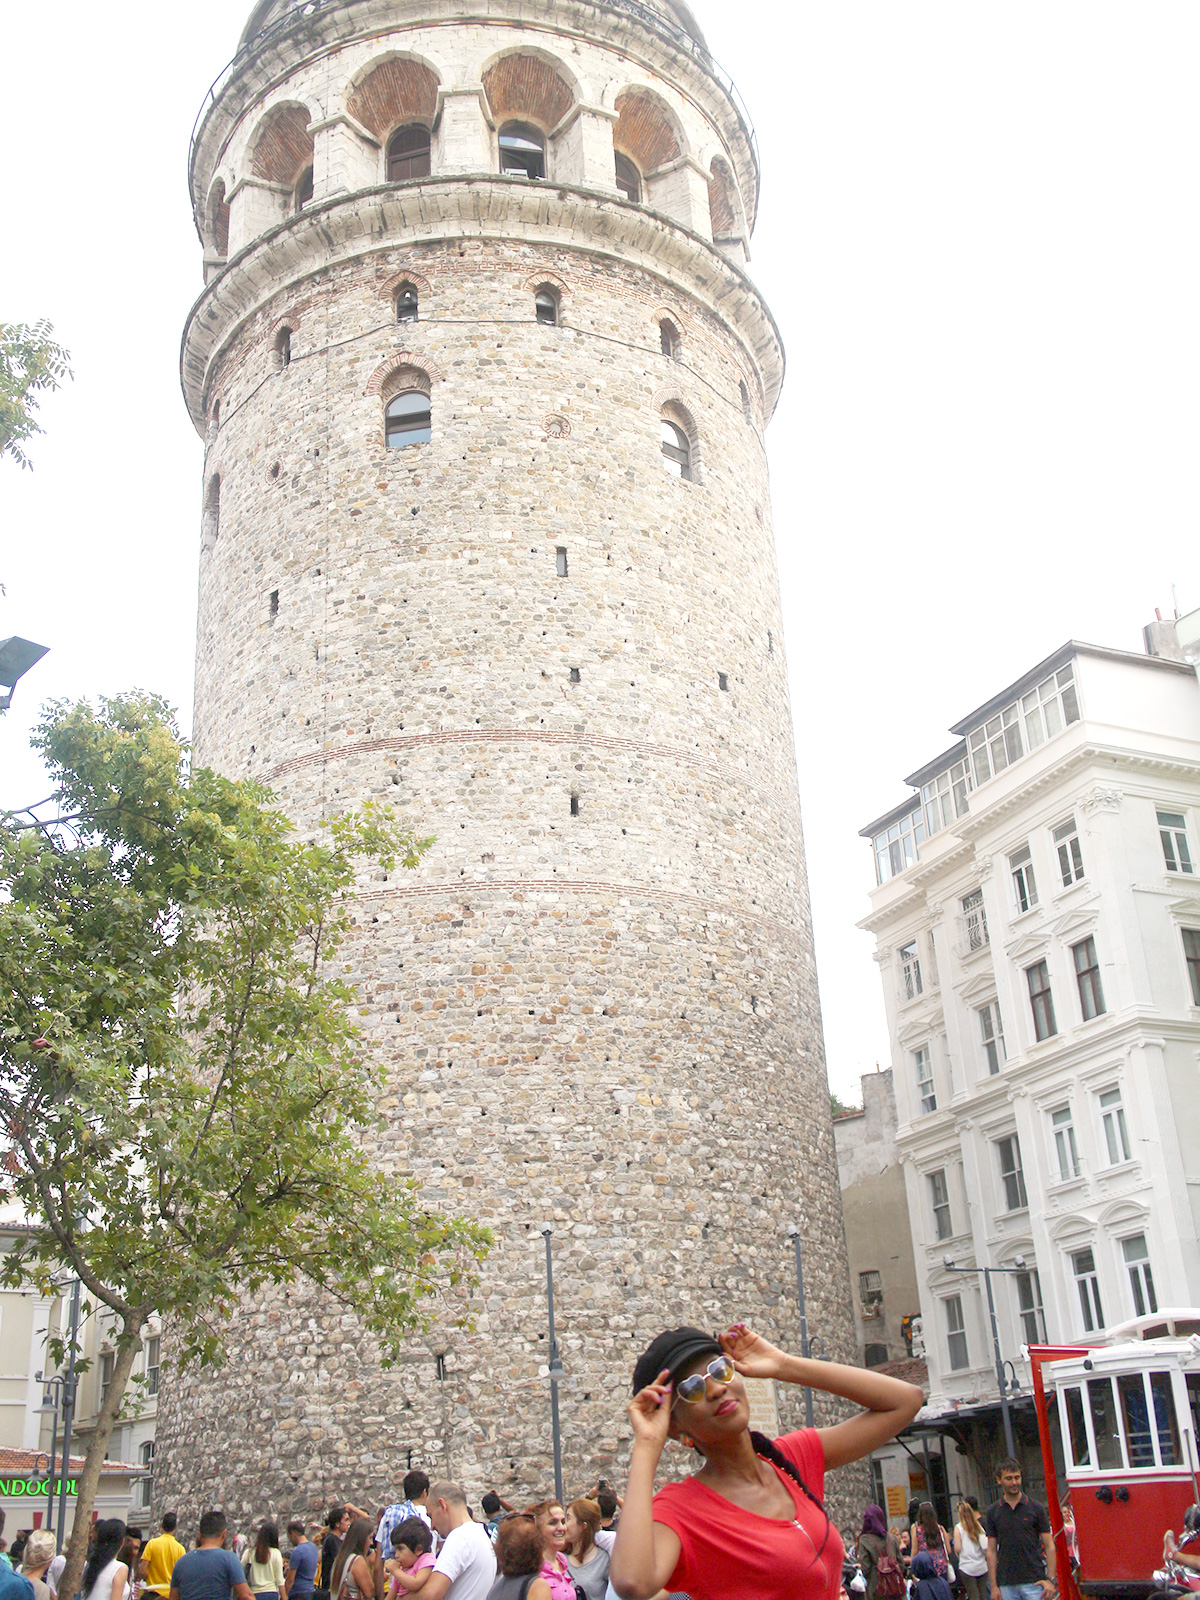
[{"xmin": 158, "ymin": 0, "xmax": 859, "ymax": 1516}]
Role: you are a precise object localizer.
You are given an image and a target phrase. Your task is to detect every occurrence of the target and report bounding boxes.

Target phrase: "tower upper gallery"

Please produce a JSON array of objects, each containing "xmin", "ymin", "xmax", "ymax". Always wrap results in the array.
[{"xmin": 185, "ymin": 0, "xmax": 771, "ymax": 427}]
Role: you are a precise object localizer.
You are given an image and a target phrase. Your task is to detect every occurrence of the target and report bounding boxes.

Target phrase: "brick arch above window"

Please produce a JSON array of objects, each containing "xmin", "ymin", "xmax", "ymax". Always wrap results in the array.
[
  {"xmin": 481, "ymin": 51, "xmax": 576, "ymax": 131},
  {"xmin": 369, "ymin": 361, "xmax": 436, "ymax": 404},
  {"xmin": 377, "ymin": 269, "xmax": 433, "ymax": 303},
  {"xmin": 248, "ymin": 103, "xmax": 315, "ymax": 185},
  {"xmin": 347, "ymin": 56, "xmax": 440, "ymax": 140},
  {"xmin": 613, "ymin": 88, "xmax": 683, "ymax": 175},
  {"xmin": 523, "ymin": 270, "xmax": 569, "ymax": 300}
]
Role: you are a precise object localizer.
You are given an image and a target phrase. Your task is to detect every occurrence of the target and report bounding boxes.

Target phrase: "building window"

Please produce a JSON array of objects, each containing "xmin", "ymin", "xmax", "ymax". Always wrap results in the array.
[
  {"xmin": 385, "ymin": 390, "xmax": 431, "ymax": 449},
  {"xmin": 99, "ymin": 1351, "xmax": 114, "ymax": 1410},
  {"xmin": 1016, "ymin": 1268, "xmax": 1047, "ymax": 1344},
  {"xmin": 660, "ymin": 419, "xmax": 691, "ymax": 479},
  {"xmin": 923, "ymin": 758, "xmax": 974, "ymax": 834},
  {"xmin": 929, "ymin": 1169, "xmax": 952, "ymax": 1241},
  {"xmin": 202, "ymin": 474, "xmax": 221, "ymax": 549},
  {"xmin": 864, "ymin": 1342, "xmax": 889, "ymax": 1367},
  {"xmin": 144, "ymin": 1336, "xmax": 160, "ymax": 1397},
  {"xmin": 499, "ymin": 121, "xmax": 545, "ymax": 180},
  {"xmin": 978, "ymin": 1001, "xmax": 1005, "ymax": 1075},
  {"xmin": 997, "ymin": 1134, "xmax": 1028, "ymax": 1211},
  {"xmin": 899, "ymin": 941, "xmax": 923, "ymax": 1002},
  {"xmin": 1026, "ymin": 959, "xmax": 1056, "ymax": 1041},
  {"xmin": 139, "ymin": 1441, "xmax": 154, "ymax": 1511},
  {"xmin": 1158, "ymin": 809, "xmax": 1194, "ymax": 874},
  {"xmin": 294, "ymin": 165, "xmax": 314, "ymax": 211},
  {"xmin": 962, "ymin": 888, "xmax": 989, "ymax": 951},
  {"xmin": 1121, "ymin": 1233, "xmax": 1157, "ymax": 1317},
  {"xmin": 1071, "ymin": 1246, "xmax": 1104, "ymax": 1333},
  {"xmin": 1022, "ymin": 662, "xmax": 1081, "ymax": 750},
  {"xmin": 387, "ymin": 124, "xmax": 431, "ymax": 182},
  {"xmin": 1099, "ymin": 1085, "xmax": 1131, "ymax": 1165},
  {"xmin": 659, "ymin": 319, "xmax": 680, "ymax": 358},
  {"xmin": 872, "ymin": 809, "xmax": 925, "ymax": 885},
  {"xmin": 534, "ymin": 285, "xmax": 560, "ymax": 326},
  {"xmin": 396, "ymin": 283, "xmax": 418, "ymax": 323},
  {"xmin": 859, "ymin": 1270, "xmax": 884, "ymax": 1309},
  {"xmin": 1053, "ymin": 817, "xmax": 1085, "ymax": 886},
  {"xmin": 944, "ymin": 1295, "xmax": 969, "ymax": 1370},
  {"xmin": 614, "ymin": 152, "xmax": 641, "ymax": 201},
  {"xmin": 555, "ymin": 546, "xmax": 568, "ymax": 578},
  {"xmin": 914, "ymin": 1046, "xmax": 936, "ymax": 1115},
  {"xmin": 1184, "ymin": 928, "xmax": 1200, "ymax": 1005},
  {"xmin": 1010, "ymin": 843, "xmax": 1038, "ymax": 913},
  {"xmin": 274, "ymin": 326, "xmax": 292, "ymax": 369},
  {"xmin": 1072, "ymin": 936, "xmax": 1105, "ymax": 1020},
  {"xmin": 968, "ymin": 705, "xmax": 1024, "ymax": 786},
  {"xmin": 739, "ymin": 379, "xmax": 752, "ymax": 418},
  {"xmin": 1050, "ymin": 1104, "xmax": 1081, "ymax": 1181}
]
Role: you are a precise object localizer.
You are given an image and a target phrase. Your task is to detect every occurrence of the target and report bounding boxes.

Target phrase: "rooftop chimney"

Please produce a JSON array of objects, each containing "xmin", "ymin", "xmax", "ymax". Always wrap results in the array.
[{"xmin": 1143, "ymin": 616, "xmax": 1187, "ymax": 662}]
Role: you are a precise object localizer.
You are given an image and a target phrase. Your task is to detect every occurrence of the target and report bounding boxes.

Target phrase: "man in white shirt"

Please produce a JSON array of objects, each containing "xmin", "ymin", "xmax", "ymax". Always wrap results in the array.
[{"xmin": 420, "ymin": 1484, "xmax": 496, "ymax": 1600}]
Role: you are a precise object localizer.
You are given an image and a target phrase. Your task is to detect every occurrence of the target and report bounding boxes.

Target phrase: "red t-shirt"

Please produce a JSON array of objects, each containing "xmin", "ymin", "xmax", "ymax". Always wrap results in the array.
[{"xmin": 651, "ymin": 1428, "xmax": 844, "ymax": 1600}]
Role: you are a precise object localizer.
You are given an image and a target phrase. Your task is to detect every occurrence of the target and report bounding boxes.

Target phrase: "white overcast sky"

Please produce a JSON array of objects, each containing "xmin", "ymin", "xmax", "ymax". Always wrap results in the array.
[{"xmin": 2, "ymin": 2, "xmax": 1197, "ymax": 1101}]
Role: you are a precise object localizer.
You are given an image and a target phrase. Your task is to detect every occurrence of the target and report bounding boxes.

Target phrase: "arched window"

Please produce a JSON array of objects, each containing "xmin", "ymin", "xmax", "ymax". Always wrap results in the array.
[
  {"xmin": 499, "ymin": 121, "xmax": 545, "ymax": 180},
  {"xmin": 614, "ymin": 153, "xmax": 641, "ymax": 202},
  {"xmin": 274, "ymin": 326, "xmax": 292, "ymax": 369},
  {"xmin": 739, "ymin": 379, "xmax": 751, "ymax": 418},
  {"xmin": 294, "ymin": 166, "xmax": 313, "ymax": 212},
  {"xmin": 396, "ymin": 284, "xmax": 419, "ymax": 323},
  {"xmin": 386, "ymin": 390, "xmax": 431, "ymax": 449},
  {"xmin": 660, "ymin": 419, "xmax": 691, "ymax": 479},
  {"xmin": 534, "ymin": 286, "xmax": 560, "ymax": 326},
  {"xmin": 202, "ymin": 474, "xmax": 221, "ymax": 547},
  {"xmin": 387, "ymin": 124, "xmax": 431, "ymax": 182},
  {"xmin": 660, "ymin": 319, "xmax": 680, "ymax": 359}
]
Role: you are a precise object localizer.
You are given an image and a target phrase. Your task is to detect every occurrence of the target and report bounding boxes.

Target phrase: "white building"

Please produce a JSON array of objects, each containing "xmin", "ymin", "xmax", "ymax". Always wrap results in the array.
[{"xmin": 857, "ymin": 626, "xmax": 1200, "ymax": 1502}]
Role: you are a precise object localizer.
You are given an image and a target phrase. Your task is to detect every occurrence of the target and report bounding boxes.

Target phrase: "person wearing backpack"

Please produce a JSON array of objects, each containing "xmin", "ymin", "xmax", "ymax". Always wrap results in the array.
[{"xmin": 857, "ymin": 1507, "xmax": 904, "ymax": 1600}]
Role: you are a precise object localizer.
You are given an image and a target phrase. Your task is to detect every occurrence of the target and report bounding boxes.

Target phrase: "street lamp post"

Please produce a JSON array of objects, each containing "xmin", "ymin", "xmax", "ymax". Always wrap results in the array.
[
  {"xmin": 540, "ymin": 1226, "xmax": 565, "ymax": 1504},
  {"xmin": 943, "ymin": 1255, "xmax": 1028, "ymax": 1458},
  {"xmin": 56, "ymin": 1278, "xmax": 82, "ymax": 1552},
  {"xmin": 34, "ymin": 1374, "xmax": 66, "ymax": 1536},
  {"xmin": 0, "ymin": 638, "xmax": 50, "ymax": 713},
  {"xmin": 786, "ymin": 1226, "xmax": 814, "ymax": 1428}
]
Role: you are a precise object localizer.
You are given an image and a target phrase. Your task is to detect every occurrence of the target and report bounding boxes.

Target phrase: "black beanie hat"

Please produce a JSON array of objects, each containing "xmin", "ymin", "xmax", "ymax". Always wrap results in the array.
[{"xmin": 632, "ymin": 1326, "xmax": 723, "ymax": 1395}]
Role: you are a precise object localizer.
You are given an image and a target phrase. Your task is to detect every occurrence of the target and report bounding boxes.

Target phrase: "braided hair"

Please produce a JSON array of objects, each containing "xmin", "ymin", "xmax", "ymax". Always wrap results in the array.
[{"xmin": 750, "ymin": 1432, "xmax": 832, "ymax": 1567}]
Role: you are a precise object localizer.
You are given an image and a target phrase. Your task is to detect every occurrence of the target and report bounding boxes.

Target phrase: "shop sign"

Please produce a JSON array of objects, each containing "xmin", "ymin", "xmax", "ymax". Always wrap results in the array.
[{"xmin": 0, "ymin": 1480, "xmax": 77, "ymax": 1497}]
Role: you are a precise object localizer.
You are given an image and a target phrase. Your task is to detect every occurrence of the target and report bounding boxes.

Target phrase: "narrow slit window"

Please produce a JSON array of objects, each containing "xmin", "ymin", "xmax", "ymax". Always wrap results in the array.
[
  {"xmin": 535, "ymin": 286, "xmax": 559, "ymax": 326},
  {"xmin": 569, "ymin": 795, "xmax": 580, "ymax": 817},
  {"xmin": 202, "ymin": 474, "xmax": 221, "ymax": 548},
  {"xmin": 294, "ymin": 166, "xmax": 313, "ymax": 212},
  {"xmin": 718, "ymin": 672, "xmax": 729, "ymax": 691},
  {"xmin": 555, "ymin": 546, "xmax": 568, "ymax": 577},
  {"xmin": 269, "ymin": 589, "xmax": 279, "ymax": 618},
  {"xmin": 569, "ymin": 667, "xmax": 581, "ymax": 683},
  {"xmin": 274, "ymin": 326, "xmax": 292, "ymax": 369},
  {"xmin": 385, "ymin": 389, "xmax": 431, "ymax": 449},
  {"xmin": 396, "ymin": 284, "xmax": 419, "ymax": 323},
  {"xmin": 739, "ymin": 379, "xmax": 751, "ymax": 417},
  {"xmin": 660, "ymin": 319, "xmax": 680, "ymax": 358}
]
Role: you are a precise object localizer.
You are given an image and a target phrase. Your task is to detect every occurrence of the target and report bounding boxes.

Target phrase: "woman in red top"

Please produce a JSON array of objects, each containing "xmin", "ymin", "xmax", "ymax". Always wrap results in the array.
[{"xmin": 610, "ymin": 1322, "xmax": 923, "ymax": 1600}]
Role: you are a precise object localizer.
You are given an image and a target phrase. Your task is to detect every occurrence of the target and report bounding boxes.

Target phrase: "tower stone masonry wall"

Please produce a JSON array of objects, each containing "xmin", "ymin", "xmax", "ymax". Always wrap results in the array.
[{"xmin": 156, "ymin": 0, "xmax": 866, "ymax": 1530}]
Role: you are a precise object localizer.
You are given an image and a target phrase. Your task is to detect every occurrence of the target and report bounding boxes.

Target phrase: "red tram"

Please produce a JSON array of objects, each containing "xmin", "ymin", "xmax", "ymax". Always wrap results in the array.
[{"xmin": 1028, "ymin": 1309, "xmax": 1200, "ymax": 1600}]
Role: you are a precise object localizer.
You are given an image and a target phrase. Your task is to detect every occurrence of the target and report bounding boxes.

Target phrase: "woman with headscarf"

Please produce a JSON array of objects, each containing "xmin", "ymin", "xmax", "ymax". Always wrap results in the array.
[{"xmin": 856, "ymin": 1507, "xmax": 902, "ymax": 1600}]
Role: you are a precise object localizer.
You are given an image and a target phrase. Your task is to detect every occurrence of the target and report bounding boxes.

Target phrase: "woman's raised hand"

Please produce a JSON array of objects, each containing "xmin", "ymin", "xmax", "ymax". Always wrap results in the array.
[
  {"xmin": 719, "ymin": 1322, "xmax": 787, "ymax": 1379},
  {"xmin": 627, "ymin": 1367, "xmax": 674, "ymax": 1453}
]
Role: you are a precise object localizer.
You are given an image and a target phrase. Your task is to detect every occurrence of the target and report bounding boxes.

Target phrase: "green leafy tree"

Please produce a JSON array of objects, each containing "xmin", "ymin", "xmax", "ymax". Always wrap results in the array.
[
  {"xmin": 0, "ymin": 694, "xmax": 489, "ymax": 1596},
  {"xmin": 0, "ymin": 320, "xmax": 72, "ymax": 467}
]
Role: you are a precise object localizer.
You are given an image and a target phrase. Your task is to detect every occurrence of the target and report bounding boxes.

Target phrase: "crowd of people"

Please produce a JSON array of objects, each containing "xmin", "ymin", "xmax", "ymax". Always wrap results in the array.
[{"xmin": 0, "ymin": 1319, "xmax": 931, "ymax": 1600}]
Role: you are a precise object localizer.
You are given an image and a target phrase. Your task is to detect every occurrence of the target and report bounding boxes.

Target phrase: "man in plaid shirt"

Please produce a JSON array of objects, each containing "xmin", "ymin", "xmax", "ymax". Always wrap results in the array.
[{"xmin": 376, "ymin": 1472, "xmax": 432, "ymax": 1559}]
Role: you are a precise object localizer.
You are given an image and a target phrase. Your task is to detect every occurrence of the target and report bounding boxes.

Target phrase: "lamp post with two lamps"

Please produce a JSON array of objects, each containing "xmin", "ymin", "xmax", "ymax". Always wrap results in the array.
[
  {"xmin": 539, "ymin": 1225, "xmax": 566, "ymax": 1505},
  {"xmin": 942, "ymin": 1255, "xmax": 1028, "ymax": 1458},
  {"xmin": 33, "ymin": 1376, "xmax": 66, "ymax": 1539}
]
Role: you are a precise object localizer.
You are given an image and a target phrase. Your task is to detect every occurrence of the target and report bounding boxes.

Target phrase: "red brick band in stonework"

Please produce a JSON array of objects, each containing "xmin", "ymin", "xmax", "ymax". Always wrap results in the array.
[
  {"xmin": 266, "ymin": 726, "xmax": 767, "ymax": 796},
  {"xmin": 351, "ymin": 875, "xmax": 802, "ymax": 939}
]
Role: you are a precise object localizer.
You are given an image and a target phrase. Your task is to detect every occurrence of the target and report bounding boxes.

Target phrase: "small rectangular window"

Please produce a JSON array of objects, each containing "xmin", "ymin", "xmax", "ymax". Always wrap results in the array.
[
  {"xmin": 718, "ymin": 672, "xmax": 729, "ymax": 691},
  {"xmin": 569, "ymin": 666, "xmax": 581, "ymax": 683},
  {"xmin": 997, "ymin": 1134, "xmax": 1028, "ymax": 1211},
  {"xmin": 1073, "ymin": 1247, "xmax": 1105, "ymax": 1333},
  {"xmin": 1099, "ymin": 1085, "xmax": 1131, "ymax": 1164},
  {"xmin": 899, "ymin": 941, "xmax": 923, "ymax": 1002},
  {"xmin": 1122, "ymin": 1233, "xmax": 1157, "ymax": 1317},
  {"xmin": 1183, "ymin": 928, "xmax": 1200, "ymax": 1006},
  {"xmin": 269, "ymin": 588, "xmax": 279, "ymax": 618},
  {"xmin": 859, "ymin": 1270, "xmax": 884, "ymax": 1306},
  {"xmin": 556, "ymin": 546, "xmax": 568, "ymax": 577},
  {"xmin": 99, "ymin": 1351, "xmax": 114, "ymax": 1409},
  {"xmin": 569, "ymin": 795, "xmax": 580, "ymax": 817},
  {"xmin": 944, "ymin": 1294, "xmax": 969, "ymax": 1370},
  {"xmin": 914, "ymin": 1046, "xmax": 936, "ymax": 1114},
  {"xmin": 1158, "ymin": 809, "xmax": 1194, "ymax": 874},
  {"xmin": 1027, "ymin": 959, "xmax": 1057, "ymax": 1040},
  {"xmin": 1051, "ymin": 1104, "xmax": 1080, "ymax": 1181},
  {"xmin": 1053, "ymin": 817, "xmax": 1085, "ymax": 886},
  {"xmin": 928, "ymin": 1169, "xmax": 952, "ymax": 1240},
  {"xmin": 1073, "ymin": 935, "xmax": 1105, "ymax": 1020},
  {"xmin": 144, "ymin": 1335, "xmax": 160, "ymax": 1397},
  {"xmin": 1011, "ymin": 843, "xmax": 1038, "ymax": 913},
  {"xmin": 978, "ymin": 1001, "xmax": 1005, "ymax": 1074}
]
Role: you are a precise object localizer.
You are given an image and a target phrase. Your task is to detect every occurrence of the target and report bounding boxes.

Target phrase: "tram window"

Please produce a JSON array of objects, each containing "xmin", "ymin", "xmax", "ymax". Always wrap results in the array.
[
  {"xmin": 1150, "ymin": 1372, "xmax": 1182, "ymax": 1465},
  {"xmin": 1046, "ymin": 1392, "xmax": 1067, "ymax": 1480},
  {"xmin": 1088, "ymin": 1377, "xmax": 1125, "ymax": 1471},
  {"xmin": 1064, "ymin": 1385, "xmax": 1091, "ymax": 1467},
  {"xmin": 1118, "ymin": 1373, "xmax": 1155, "ymax": 1467},
  {"xmin": 1188, "ymin": 1375, "xmax": 1200, "ymax": 1448}
]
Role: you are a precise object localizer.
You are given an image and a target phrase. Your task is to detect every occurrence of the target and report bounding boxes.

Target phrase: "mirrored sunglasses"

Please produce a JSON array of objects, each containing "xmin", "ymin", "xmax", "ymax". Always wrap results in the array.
[{"xmin": 673, "ymin": 1354, "xmax": 735, "ymax": 1404}]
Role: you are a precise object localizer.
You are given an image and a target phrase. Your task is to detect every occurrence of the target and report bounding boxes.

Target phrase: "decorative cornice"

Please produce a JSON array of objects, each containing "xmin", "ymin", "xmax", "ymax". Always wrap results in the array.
[{"xmin": 1078, "ymin": 785, "xmax": 1123, "ymax": 815}]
